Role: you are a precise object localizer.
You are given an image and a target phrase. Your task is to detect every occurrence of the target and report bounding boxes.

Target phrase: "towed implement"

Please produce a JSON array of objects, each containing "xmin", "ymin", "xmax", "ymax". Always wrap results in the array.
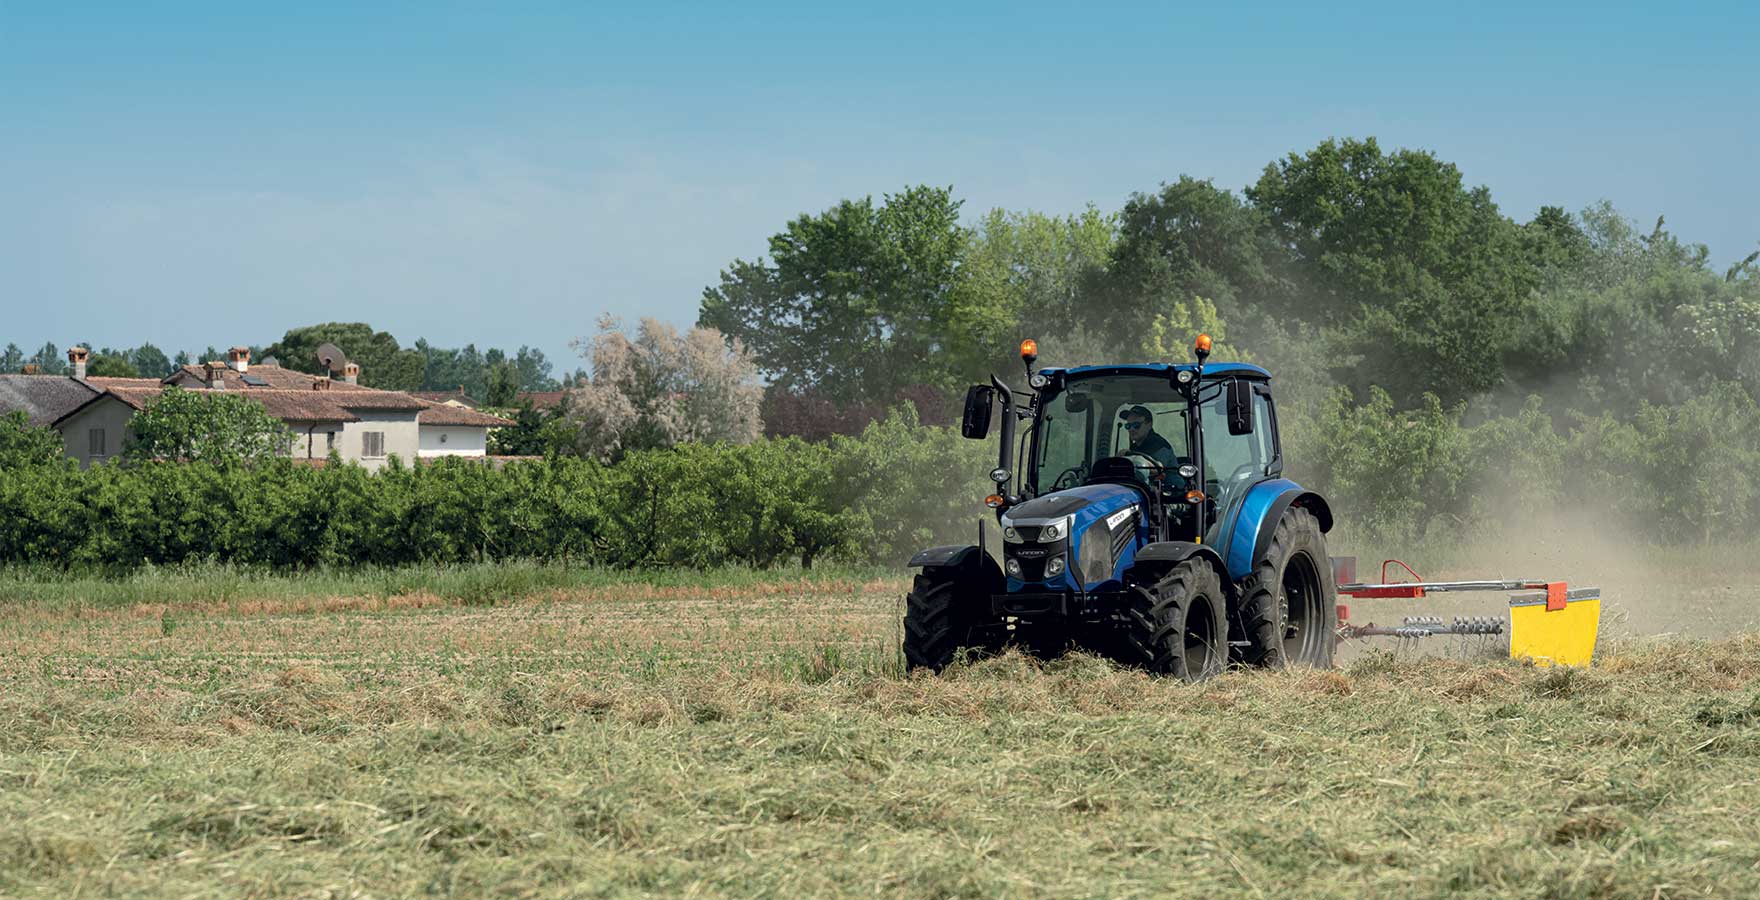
[{"xmin": 904, "ymin": 336, "xmax": 1600, "ymax": 680}]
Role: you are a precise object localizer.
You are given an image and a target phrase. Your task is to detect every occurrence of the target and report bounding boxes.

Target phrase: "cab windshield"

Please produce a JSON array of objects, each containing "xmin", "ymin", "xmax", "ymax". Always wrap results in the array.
[{"xmin": 1032, "ymin": 375, "xmax": 1190, "ymax": 495}]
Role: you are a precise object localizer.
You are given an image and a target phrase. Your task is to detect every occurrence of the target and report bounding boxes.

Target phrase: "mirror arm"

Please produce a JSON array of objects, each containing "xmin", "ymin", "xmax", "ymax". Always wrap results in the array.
[{"xmin": 991, "ymin": 375, "xmax": 1017, "ymax": 503}]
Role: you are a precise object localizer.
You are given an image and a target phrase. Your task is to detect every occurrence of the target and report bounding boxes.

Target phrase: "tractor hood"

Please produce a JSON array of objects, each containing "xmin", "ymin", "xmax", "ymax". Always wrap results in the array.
[
  {"xmin": 1000, "ymin": 482, "xmax": 1145, "ymax": 591},
  {"xmin": 1005, "ymin": 482, "xmax": 1140, "ymax": 524}
]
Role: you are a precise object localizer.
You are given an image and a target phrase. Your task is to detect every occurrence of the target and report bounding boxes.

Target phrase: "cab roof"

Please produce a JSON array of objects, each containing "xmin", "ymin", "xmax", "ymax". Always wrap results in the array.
[{"xmin": 1043, "ymin": 362, "xmax": 1272, "ymax": 381}]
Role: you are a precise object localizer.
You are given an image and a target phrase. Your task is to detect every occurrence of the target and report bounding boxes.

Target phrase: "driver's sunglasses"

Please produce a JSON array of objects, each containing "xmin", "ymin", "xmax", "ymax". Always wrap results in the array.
[{"xmin": 1125, "ymin": 421, "xmax": 1147, "ymax": 431}]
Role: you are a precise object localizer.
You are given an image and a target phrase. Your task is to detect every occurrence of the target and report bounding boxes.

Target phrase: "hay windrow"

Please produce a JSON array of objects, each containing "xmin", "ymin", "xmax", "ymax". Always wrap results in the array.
[{"xmin": 3, "ymin": 575, "xmax": 1759, "ymax": 897}]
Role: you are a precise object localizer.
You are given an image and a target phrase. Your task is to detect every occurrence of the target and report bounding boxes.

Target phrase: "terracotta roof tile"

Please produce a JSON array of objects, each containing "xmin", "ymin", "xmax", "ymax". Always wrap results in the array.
[
  {"xmin": 84, "ymin": 376, "xmax": 169, "ymax": 390},
  {"xmin": 418, "ymin": 403, "xmax": 514, "ymax": 427},
  {"xmin": 515, "ymin": 390, "xmax": 568, "ymax": 410},
  {"xmin": 59, "ymin": 385, "xmax": 362, "ymax": 425},
  {"xmin": 412, "ymin": 389, "xmax": 478, "ymax": 408},
  {"xmin": 329, "ymin": 391, "xmax": 429, "ymax": 411},
  {"xmin": 169, "ymin": 364, "xmax": 372, "ymax": 391}
]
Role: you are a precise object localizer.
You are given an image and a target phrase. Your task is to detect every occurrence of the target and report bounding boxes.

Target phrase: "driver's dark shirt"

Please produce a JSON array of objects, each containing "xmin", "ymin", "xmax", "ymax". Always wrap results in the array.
[{"xmin": 1133, "ymin": 430, "xmax": 1177, "ymax": 468}]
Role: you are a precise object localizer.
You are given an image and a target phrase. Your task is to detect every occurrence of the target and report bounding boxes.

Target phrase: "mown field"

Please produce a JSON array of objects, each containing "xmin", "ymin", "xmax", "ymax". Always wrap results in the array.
[{"xmin": 3, "ymin": 557, "xmax": 1760, "ymax": 898}]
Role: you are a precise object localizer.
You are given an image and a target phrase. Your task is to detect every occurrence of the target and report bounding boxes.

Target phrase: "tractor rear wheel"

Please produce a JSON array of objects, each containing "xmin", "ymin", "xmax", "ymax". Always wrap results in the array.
[
  {"xmin": 1237, "ymin": 505, "xmax": 1338, "ymax": 668},
  {"xmin": 903, "ymin": 568, "xmax": 1002, "ymax": 672},
  {"xmin": 1119, "ymin": 558, "xmax": 1227, "ymax": 681}
]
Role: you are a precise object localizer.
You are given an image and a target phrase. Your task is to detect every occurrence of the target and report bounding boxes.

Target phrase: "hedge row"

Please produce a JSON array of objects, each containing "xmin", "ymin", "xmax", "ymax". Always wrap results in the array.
[{"xmin": 0, "ymin": 409, "xmax": 992, "ymax": 571}]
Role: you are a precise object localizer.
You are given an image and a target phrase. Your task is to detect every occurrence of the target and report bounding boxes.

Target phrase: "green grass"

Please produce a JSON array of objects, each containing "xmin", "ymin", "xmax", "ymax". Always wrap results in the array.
[
  {"xmin": 2, "ymin": 567, "xmax": 1759, "ymax": 897},
  {"xmin": 0, "ymin": 559, "xmax": 899, "ymax": 611}
]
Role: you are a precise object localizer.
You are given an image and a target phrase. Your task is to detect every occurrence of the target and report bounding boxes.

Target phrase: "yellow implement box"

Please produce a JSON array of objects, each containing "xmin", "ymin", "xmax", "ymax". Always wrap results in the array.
[{"xmin": 1509, "ymin": 586, "xmax": 1601, "ymax": 667}]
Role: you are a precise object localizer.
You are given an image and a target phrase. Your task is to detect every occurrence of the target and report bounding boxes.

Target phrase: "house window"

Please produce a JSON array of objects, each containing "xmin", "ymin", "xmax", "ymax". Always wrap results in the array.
[
  {"xmin": 363, "ymin": 431, "xmax": 386, "ymax": 458},
  {"xmin": 326, "ymin": 431, "xmax": 336, "ymax": 450},
  {"xmin": 88, "ymin": 428, "xmax": 106, "ymax": 459}
]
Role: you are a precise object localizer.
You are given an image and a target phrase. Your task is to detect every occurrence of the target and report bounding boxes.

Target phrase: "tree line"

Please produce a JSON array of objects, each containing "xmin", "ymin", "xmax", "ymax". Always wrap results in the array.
[{"xmin": 701, "ymin": 137, "xmax": 1760, "ymax": 425}]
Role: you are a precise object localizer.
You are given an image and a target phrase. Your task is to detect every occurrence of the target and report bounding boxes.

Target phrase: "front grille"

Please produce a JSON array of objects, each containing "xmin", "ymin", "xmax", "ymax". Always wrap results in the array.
[
  {"xmin": 1007, "ymin": 540, "xmax": 1065, "ymax": 582},
  {"xmin": 1011, "ymin": 525, "xmax": 1044, "ymax": 543}
]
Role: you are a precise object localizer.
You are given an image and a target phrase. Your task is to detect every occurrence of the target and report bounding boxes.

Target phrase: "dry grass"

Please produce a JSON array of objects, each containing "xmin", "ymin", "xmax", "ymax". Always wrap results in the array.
[{"xmin": 3, "ymin": 570, "xmax": 1760, "ymax": 897}]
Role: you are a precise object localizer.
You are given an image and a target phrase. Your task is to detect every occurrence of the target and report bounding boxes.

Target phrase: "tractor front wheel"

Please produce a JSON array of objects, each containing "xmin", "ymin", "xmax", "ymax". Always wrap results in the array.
[
  {"xmin": 1119, "ymin": 558, "xmax": 1227, "ymax": 681},
  {"xmin": 903, "ymin": 568, "xmax": 1002, "ymax": 672},
  {"xmin": 1237, "ymin": 505, "xmax": 1338, "ymax": 668}
]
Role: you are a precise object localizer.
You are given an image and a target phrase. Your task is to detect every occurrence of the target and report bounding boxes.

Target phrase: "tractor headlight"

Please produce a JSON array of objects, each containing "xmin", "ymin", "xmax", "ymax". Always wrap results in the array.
[
  {"xmin": 1029, "ymin": 372, "xmax": 1051, "ymax": 389},
  {"xmin": 1003, "ymin": 525, "xmax": 1023, "ymax": 543},
  {"xmin": 1004, "ymin": 558, "xmax": 1023, "ymax": 578},
  {"xmin": 1046, "ymin": 557, "xmax": 1066, "ymax": 576},
  {"xmin": 1175, "ymin": 369, "xmax": 1195, "ymax": 384},
  {"xmin": 1178, "ymin": 463, "xmax": 1198, "ymax": 479},
  {"xmin": 1040, "ymin": 520, "xmax": 1066, "ymax": 542},
  {"xmin": 990, "ymin": 467, "xmax": 1010, "ymax": 484}
]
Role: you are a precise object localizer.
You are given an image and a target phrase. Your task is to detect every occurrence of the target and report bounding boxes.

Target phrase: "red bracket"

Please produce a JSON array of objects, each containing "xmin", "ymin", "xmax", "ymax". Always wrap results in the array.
[
  {"xmin": 1343, "ymin": 559, "xmax": 1427, "ymax": 598},
  {"xmin": 1545, "ymin": 582, "xmax": 1568, "ymax": 612}
]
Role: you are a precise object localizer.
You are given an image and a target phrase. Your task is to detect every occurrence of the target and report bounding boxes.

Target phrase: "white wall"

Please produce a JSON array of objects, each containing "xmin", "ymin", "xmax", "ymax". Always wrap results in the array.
[
  {"xmin": 286, "ymin": 423, "xmax": 346, "ymax": 460},
  {"xmin": 336, "ymin": 411, "xmax": 421, "ymax": 471},
  {"xmin": 418, "ymin": 426, "xmax": 489, "ymax": 458},
  {"xmin": 55, "ymin": 398, "xmax": 135, "ymax": 467}
]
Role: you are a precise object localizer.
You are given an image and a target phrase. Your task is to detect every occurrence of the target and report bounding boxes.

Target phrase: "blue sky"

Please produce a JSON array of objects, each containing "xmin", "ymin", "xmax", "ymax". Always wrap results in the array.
[{"xmin": 4, "ymin": 1, "xmax": 1756, "ymax": 373}]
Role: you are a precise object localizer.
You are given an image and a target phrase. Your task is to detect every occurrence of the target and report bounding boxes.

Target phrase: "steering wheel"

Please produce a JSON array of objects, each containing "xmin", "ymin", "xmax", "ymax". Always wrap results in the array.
[
  {"xmin": 1123, "ymin": 451, "xmax": 1169, "ymax": 484},
  {"xmin": 1051, "ymin": 464, "xmax": 1088, "ymax": 491}
]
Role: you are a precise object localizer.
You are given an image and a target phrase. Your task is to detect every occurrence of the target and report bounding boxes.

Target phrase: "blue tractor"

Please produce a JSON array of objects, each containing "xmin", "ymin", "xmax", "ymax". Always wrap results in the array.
[{"xmin": 904, "ymin": 334, "xmax": 1338, "ymax": 680}]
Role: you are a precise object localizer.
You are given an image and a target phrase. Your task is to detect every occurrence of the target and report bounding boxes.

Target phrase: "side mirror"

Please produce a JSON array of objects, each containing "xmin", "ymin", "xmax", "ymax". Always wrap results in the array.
[
  {"xmin": 1226, "ymin": 380, "xmax": 1254, "ymax": 436},
  {"xmin": 961, "ymin": 385, "xmax": 994, "ymax": 439}
]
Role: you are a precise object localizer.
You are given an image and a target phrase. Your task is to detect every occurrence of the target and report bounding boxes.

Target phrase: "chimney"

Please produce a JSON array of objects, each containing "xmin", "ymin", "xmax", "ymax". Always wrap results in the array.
[
  {"xmin": 203, "ymin": 361, "xmax": 228, "ymax": 389},
  {"xmin": 227, "ymin": 346, "xmax": 251, "ymax": 373},
  {"xmin": 342, "ymin": 362, "xmax": 360, "ymax": 385},
  {"xmin": 68, "ymin": 346, "xmax": 89, "ymax": 380},
  {"xmin": 313, "ymin": 377, "xmax": 331, "ymax": 391}
]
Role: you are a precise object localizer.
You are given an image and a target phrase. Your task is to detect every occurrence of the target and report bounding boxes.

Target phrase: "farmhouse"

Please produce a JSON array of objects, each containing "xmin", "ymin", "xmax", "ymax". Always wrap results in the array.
[{"xmin": 5, "ymin": 346, "xmax": 512, "ymax": 469}]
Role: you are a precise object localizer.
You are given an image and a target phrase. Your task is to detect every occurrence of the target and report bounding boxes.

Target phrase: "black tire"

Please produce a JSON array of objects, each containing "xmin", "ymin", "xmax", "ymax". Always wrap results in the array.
[
  {"xmin": 903, "ymin": 568, "xmax": 1002, "ymax": 672},
  {"xmin": 1237, "ymin": 505, "xmax": 1338, "ymax": 668},
  {"xmin": 1119, "ymin": 558, "xmax": 1228, "ymax": 681}
]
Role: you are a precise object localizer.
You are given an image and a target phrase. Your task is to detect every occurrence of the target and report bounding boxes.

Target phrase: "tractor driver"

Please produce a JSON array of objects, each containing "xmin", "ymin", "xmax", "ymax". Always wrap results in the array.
[{"xmin": 1122, "ymin": 405, "xmax": 1179, "ymax": 472}]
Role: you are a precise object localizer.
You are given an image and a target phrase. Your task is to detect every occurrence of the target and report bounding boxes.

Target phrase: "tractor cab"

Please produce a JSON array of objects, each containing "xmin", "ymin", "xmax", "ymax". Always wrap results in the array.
[{"xmin": 905, "ymin": 335, "xmax": 1339, "ymax": 681}]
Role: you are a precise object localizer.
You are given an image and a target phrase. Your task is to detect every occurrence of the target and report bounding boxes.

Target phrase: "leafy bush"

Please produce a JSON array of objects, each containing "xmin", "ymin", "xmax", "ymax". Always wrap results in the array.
[{"xmin": 0, "ymin": 412, "xmax": 992, "ymax": 572}]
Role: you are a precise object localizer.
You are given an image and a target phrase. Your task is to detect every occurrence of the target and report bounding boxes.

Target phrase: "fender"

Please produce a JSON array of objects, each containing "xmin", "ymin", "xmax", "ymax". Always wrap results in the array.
[
  {"xmin": 1226, "ymin": 484, "xmax": 1334, "ymax": 580},
  {"xmin": 1130, "ymin": 541, "xmax": 1229, "ymax": 585},
  {"xmin": 907, "ymin": 544, "xmax": 983, "ymax": 570}
]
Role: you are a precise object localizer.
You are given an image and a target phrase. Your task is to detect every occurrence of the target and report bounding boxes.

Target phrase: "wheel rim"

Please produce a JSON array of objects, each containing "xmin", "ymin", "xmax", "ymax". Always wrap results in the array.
[
  {"xmin": 1281, "ymin": 551, "xmax": 1323, "ymax": 663},
  {"xmin": 1182, "ymin": 593, "xmax": 1217, "ymax": 679}
]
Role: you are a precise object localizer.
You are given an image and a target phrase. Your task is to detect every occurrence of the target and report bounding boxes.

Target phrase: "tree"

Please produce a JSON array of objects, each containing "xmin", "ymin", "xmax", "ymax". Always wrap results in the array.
[
  {"xmin": 264, "ymin": 323, "xmax": 423, "ymax": 391},
  {"xmin": 1, "ymin": 344, "xmax": 24, "ymax": 373},
  {"xmin": 512, "ymin": 346, "xmax": 556, "ymax": 391},
  {"xmin": 1091, "ymin": 177, "xmax": 1282, "ymax": 352},
  {"xmin": 0, "ymin": 412, "xmax": 66, "ymax": 468},
  {"xmin": 1246, "ymin": 138, "xmax": 1538, "ymax": 404},
  {"xmin": 699, "ymin": 185, "xmax": 971, "ymax": 405},
  {"xmin": 128, "ymin": 344, "xmax": 173, "ymax": 378},
  {"xmin": 563, "ymin": 316, "xmax": 762, "ymax": 460},
  {"xmin": 950, "ymin": 206, "xmax": 1116, "ymax": 373},
  {"xmin": 487, "ymin": 402, "xmax": 574, "ymax": 456},
  {"xmin": 484, "ymin": 360, "xmax": 520, "ymax": 407},
  {"xmin": 29, "ymin": 342, "xmax": 67, "ymax": 376},
  {"xmin": 124, "ymin": 387, "xmax": 292, "ymax": 464},
  {"xmin": 85, "ymin": 354, "xmax": 142, "ymax": 378}
]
